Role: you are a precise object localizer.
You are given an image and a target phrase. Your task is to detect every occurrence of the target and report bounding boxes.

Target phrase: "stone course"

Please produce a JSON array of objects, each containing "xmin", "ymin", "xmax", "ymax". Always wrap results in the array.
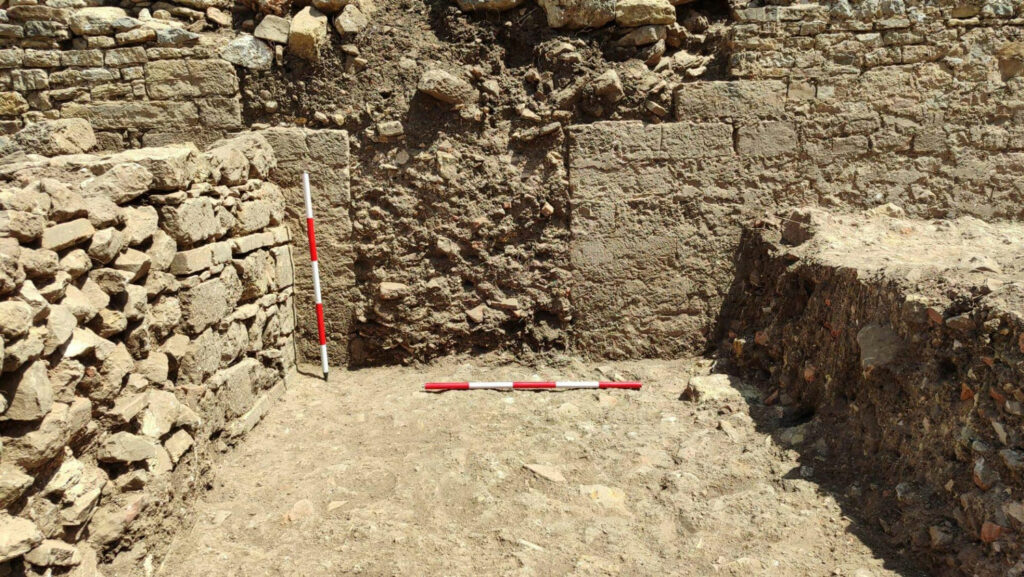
[{"xmin": 0, "ymin": 120, "xmax": 296, "ymax": 572}]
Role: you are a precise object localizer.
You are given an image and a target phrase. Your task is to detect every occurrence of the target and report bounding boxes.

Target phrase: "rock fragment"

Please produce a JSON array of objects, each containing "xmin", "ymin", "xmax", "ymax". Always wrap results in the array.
[
  {"xmin": 221, "ymin": 35, "xmax": 274, "ymax": 71},
  {"xmin": 418, "ymin": 70, "xmax": 479, "ymax": 104},
  {"xmin": 288, "ymin": 7, "xmax": 328, "ymax": 62}
]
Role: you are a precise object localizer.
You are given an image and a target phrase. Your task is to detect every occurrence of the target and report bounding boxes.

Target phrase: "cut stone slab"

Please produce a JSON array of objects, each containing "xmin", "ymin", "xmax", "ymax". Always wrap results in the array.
[
  {"xmin": 81, "ymin": 162, "xmax": 154, "ymax": 205},
  {"xmin": 68, "ymin": 7, "xmax": 129, "ymax": 36},
  {"xmin": 97, "ymin": 432, "xmax": 158, "ymax": 463},
  {"xmin": 614, "ymin": 0, "xmax": 676, "ymax": 27},
  {"xmin": 255, "ymin": 15, "xmax": 290, "ymax": 43},
  {"xmin": 41, "ymin": 219, "xmax": 95, "ymax": 251}
]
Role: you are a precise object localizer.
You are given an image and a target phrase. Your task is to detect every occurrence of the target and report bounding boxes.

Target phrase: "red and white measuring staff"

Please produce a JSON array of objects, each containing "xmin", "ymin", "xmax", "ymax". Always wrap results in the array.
[
  {"xmin": 424, "ymin": 381, "xmax": 642, "ymax": 391},
  {"xmin": 302, "ymin": 172, "xmax": 329, "ymax": 380}
]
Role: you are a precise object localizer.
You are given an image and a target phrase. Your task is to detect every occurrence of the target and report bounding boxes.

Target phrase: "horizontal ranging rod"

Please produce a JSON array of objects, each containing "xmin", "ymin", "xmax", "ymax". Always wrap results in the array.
[{"xmin": 424, "ymin": 381, "xmax": 642, "ymax": 391}]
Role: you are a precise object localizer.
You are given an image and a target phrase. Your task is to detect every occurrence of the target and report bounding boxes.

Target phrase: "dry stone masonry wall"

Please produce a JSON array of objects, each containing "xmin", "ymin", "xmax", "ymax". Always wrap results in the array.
[
  {"xmin": 717, "ymin": 210, "xmax": 1024, "ymax": 576},
  {"xmin": 0, "ymin": 120, "xmax": 296, "ymax": 572}
]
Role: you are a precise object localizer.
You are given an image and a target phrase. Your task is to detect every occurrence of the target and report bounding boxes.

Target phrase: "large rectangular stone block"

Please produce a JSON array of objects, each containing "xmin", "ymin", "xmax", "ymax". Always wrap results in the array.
[
  {"xmin": 144, "ymin": 59, "xmax": 238, "ymax": 100},
  {"xmin": 61, "ymin": 101, "xmax": 198, "ymax": 130},
  {"xmin": 674, "ymin": 80, "xmax": 787, "ymax": 120},
  {"xmin": 262, "ymin": 127, "xmax": 352, "ymax": 367},
  {"xmin": 568, "ymin": 121, "xmax": 739, "ymax": 359}
]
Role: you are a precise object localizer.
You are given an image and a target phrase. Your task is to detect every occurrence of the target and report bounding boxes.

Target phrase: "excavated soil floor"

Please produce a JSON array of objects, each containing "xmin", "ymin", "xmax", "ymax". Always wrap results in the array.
[{"xmin": 152, "ymin": 357, "xmax": 925, "ymax": 577}]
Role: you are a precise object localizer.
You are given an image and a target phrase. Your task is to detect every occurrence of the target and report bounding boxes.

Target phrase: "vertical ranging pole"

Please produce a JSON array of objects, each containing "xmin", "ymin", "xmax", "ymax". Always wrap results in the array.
[{"xmin": 302, "ymin": 172, "xmax": 329, "ymax": 380}]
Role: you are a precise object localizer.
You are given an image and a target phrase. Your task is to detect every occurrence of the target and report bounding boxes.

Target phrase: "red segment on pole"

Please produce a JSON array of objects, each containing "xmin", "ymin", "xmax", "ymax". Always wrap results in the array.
[
  {"xmin": 306, "ymin": 219, "xmax": 318, "ymax": 261},
  {"xmin": 425, "ymin": 382, "xmax": 469, "ymax": 390},
  {"xmin": 599, "ymin": 382, "xmax": 643, "ymax": 389},
  {"xmin": 315, "ymin": 303, "xmax": 326, "ymax": 345}
]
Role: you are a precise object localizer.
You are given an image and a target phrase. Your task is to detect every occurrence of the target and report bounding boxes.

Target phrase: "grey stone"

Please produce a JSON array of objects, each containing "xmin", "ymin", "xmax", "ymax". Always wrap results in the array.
[{"xmin": 220, "ymin": 34, "xmax": 273, "ymax": 71}]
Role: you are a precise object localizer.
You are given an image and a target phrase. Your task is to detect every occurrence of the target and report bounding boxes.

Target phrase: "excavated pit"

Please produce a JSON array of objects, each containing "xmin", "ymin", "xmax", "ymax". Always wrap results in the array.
[{"xmin": 0, "ymin": 0, "xmax": 1023, "ymax": 575}]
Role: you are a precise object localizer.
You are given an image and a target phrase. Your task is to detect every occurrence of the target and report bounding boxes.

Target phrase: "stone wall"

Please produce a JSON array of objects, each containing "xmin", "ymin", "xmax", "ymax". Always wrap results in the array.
[
  {"xmin": 716, "ymin": 209, "xmax": 1024, "ymax": 576},
  {"xmin": 261, "ymin": 127, "xmax": 352, "ymax": 366},
  {"xmin": 0, "ymin": 121, "xmax": 296, "ymax": 571},
  {"xmin": 567, "ymin": 0, "xmax": 1024, "ymax": 358},
  {"xmin": 0, "ymin": 3, "xmax": 243, "ymax": 149}
]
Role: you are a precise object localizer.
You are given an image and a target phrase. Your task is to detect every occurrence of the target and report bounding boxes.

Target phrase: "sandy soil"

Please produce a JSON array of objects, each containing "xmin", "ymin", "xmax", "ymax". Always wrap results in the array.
[{"xmin": 154, "ymin": 356, "xmax": 924, "ymax": 577}]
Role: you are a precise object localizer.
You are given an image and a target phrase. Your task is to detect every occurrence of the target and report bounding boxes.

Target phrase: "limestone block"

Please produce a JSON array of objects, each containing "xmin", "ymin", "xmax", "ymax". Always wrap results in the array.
[
  {"xmin": 206, "ymin": 145, "xmax": 249, "ymax": 185},
  {"xmin": 19, "ymin": 248, "xmax": 58, "ymax": 280},
  {"xmin": 0, "ymin": 514, "xmax": 43, "ymax": 562},
  {"xmin": 417, "ymin": 69, "xmax": 478, "ymax": 105},
  {"xmin": 0, "ymin": 301, "xmax": 32, "ymax": 339},
  {"xmin": 0, "ymin": 210, "xmax": 45, "ymax": 242},
  {"xmin": 105, "ymin": 146, "xmax": 200, "ymax": 191},
  {"xmin": 41, "ymin": 219, "xmax": 94, "ymax": 251},
  {"xmin": 288, "ymin": 7, "xmax": 328, "ymax": 62},
  {"xmin": 177, "ymin": 329, "xmax": 220, "ymax": 385},
  {"xmin": 97, "ymin": 432, "xmax": 157, "ymax": 463},
  {"xmin": 68, "ymin": 7, "xmax": 130, "ymax": 36},
  {"xmin": 614, "ymin": 0, "xmax": 675, "ymax": 26},
  {"xmin": 0, "ymin": 361, "xmax": 53, "ymax": 421},
  {"xmin": 81, "ymin": 162, "xmax": 154, "ymax": 205},
  {"xmin": 58, "ymin": 250, "xmax": 91, "ymax": 279},
  {"xmin": 147, "ymin": 230, "xmax": 177, "ymax": 272},
  {"xmin": 160, "ymin": 198, "xmax": 218, "ymax": 246},
  {"xmin": 62, "ymin": 101, "xmax": 199, "ymax": 132},
  {"xmin": 123, "ymin": 205, "xmax": 159, "ymax": 246},
  {"xmin": 164, "ymin": 430, "xmax": 194, "ymax": 463},
  {"xmin": 44, "ymin": 304, "xmax": 75, "ymax": 355},
  {"xmin": 135, "ymin": 353, "xmax": 169, "ymax": 387},
  {"xmin": 207, "ymin": 132, "xmax": 276, "ymax": 178},
  {"xmin": 674, "ymin": 80, "xmax": 787, "ymax": 120},
  {"xmin": 144, "ymin": 59, "xmax": 238, "ymax": 100},
  {"xmin": 220, "ymin": 34, "xmax": 273, "ymax": 71},
  {"xmin": 23, "ymin": 539, "xmax": 81, "ymax": 567},
  {"xmin": 87, "ymin": 228, "xmax": 126, "ymax": 265},
  {"xmin": 254, "ymin": 14, "xmax": 290, "ymax": 43},
  {"xmin": 180, "ymin": 278, "xmax": 230, "ymax": 334},
  {"xmin": 537, "ymin": 0, "xmax": 614, "ymax": 28},
  {"xmin": 736, "ymin": 121, "xmax": 799, "ymax": 157},
  {"xmin": 0, "ymin": 466, "xmax": 33, "ymax": 508},
  {"xmin": 112, "ymin": 248, "xmax": 151, "ymax": 281},
  {"xmin": 13, "ymin": 118, "xmax": 95, "ymax": 156}
]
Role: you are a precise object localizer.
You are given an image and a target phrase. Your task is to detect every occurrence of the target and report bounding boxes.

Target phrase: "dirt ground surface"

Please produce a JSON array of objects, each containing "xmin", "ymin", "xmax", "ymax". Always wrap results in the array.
[{"xmin": 152, "ymin": 356, "xmax": 926, "ymax": 577}]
